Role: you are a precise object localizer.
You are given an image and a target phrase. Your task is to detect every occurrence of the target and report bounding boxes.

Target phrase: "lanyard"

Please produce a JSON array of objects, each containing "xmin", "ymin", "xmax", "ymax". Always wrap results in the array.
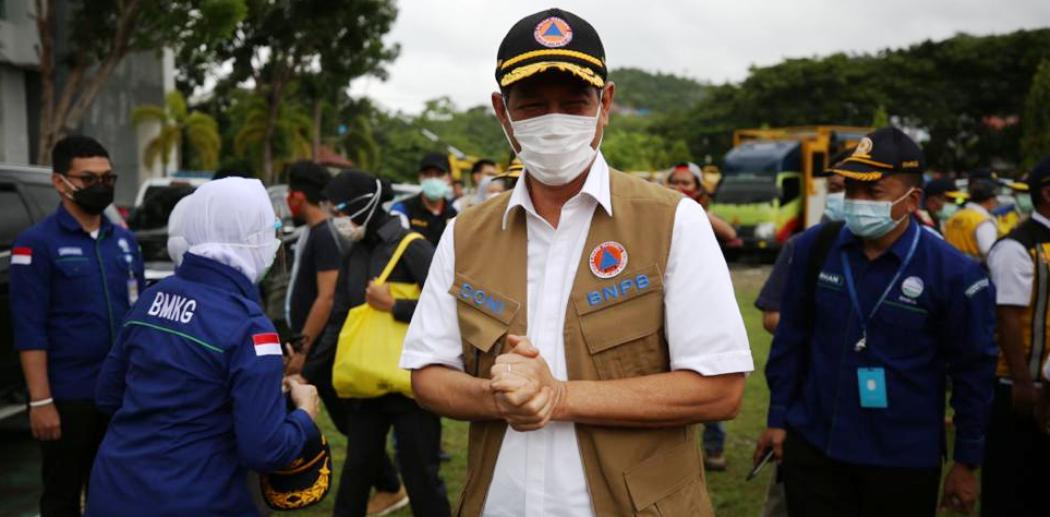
[{"xmin": 840, "ymin": 225, "xmax": 921, "ymax": 352}]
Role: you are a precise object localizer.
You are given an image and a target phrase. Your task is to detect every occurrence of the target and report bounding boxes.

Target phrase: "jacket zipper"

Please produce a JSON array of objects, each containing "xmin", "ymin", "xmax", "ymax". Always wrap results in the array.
[{"xmin": 96, "ymin": 231, "xmax": 116, "ymax": 344}]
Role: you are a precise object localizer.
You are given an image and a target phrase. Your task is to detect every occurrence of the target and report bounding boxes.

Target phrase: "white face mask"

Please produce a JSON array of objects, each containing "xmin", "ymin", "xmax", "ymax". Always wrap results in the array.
[
  {"xmin": 502, "ymin": 98, "xmax": 602, "ymax": 186},
  {"xmin": 332, "ymin": 216, "xmax": 364, "ymax": 242},
  {"xmin": 332, "ymin": 179, "xmax": 382, "ymax": 242}
]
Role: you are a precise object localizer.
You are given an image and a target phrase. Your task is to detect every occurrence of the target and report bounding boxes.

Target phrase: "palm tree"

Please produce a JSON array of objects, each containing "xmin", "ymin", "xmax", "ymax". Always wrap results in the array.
[
  {"xmin": 132, "ymin": 91, "xmax": 221, "ymax": 171},
  {"xmin": 229, "ymin": 90, "xmax": 313, "ymax": 183}
]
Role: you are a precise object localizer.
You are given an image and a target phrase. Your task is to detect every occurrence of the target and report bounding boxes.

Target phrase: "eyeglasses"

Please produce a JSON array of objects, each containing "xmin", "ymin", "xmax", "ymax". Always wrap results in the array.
[{"xmin": 66, "ymin": 173, "xmax": 118, "ymax": 188}]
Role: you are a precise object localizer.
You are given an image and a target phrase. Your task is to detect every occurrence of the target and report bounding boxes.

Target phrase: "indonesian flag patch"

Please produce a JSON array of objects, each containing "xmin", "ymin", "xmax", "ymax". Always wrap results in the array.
[
  {"xmin": 252, "ymin": 333, "xmax": 282, "ymax": 356},
  {"xmin": 12, "ymin": 247, "xmax": 32, "ymax": 265}
]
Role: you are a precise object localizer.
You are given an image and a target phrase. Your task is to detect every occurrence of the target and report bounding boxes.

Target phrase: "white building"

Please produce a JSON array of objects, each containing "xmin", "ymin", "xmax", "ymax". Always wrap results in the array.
[{"xmin": 0, "ymin": 0, "xmax": 175, "ymax": 206}]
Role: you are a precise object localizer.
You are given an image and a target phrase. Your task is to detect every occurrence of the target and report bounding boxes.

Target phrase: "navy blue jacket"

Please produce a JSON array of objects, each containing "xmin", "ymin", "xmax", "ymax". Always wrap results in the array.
[
  {"xmin": 87, "ymin": 253, "xmax": 317, "ymax": 516},
  {"xmin": 10, "ymin": 203, "xmax": 145, "ymax": 400},
  {"xmin": 766, "ymin": 220, "xmax": 997, "ymax": 468}
]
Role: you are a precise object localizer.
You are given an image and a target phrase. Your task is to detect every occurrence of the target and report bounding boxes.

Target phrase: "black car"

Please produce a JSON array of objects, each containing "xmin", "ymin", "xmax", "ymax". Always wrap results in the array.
[{"xmin": 0, "ymin": 164, "xmax": 126, "ymax": 421}]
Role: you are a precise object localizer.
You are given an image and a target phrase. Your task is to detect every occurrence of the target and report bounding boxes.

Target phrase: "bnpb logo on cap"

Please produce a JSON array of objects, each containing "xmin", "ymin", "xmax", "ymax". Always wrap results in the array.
[
  {"xmin": 534, "ymin": 17, "xmax": 573, "ymax": 48},
  {"xmin": 589, "ymin": 241, "xmax": 628, "ymax": 279}
]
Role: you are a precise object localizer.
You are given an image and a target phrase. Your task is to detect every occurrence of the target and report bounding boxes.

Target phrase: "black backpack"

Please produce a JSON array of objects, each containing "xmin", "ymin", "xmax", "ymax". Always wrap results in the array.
[{"xmin": 803, "ymin": 221, "xmax": 845, "ymax": 327}]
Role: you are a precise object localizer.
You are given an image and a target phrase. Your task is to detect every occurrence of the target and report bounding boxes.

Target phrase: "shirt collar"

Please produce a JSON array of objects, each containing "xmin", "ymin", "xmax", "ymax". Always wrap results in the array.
[
  {"xmin": 501, "ymin": 151, "xmax": 612, "ymax": 230},
  {"xmin": 965, "ymin": 202, "xmax": 990, "ymax": 217},
  {"xmin": 837, "ymin": 217, "xmax": 921, "ymax": 261},
  {"xmin": 56, "ymin": 202, "xmax": 112, "ymax": 236},
  {"xmin": 177, "ymin": 252, "xmax": 259, "ymax": 301}
]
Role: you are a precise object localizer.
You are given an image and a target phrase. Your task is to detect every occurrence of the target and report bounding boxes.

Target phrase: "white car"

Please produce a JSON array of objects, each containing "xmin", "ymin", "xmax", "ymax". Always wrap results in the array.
[{"xmin": 133, "ymin": 177, "xmax": 210, "ymax": 208}]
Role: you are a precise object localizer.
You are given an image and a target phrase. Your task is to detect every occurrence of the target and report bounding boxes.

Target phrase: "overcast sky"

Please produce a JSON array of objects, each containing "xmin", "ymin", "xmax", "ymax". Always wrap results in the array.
[{"xmin": 348, "ymin": 0, "xmax": 1050, "ymax": 114}]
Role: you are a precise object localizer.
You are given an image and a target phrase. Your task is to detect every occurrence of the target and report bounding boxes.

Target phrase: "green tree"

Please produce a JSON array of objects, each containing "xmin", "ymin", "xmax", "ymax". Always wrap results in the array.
[
  {"xmin": 132, "ymin": 91, "xmax": 221, "ymax": 171},
  {"xmin": 872, "ymin": 105, "xmax": 890, "ymax": 128},
  {"xmin": 1022, "ymin": 59, "xmax": 1050, "ymax": 169},
  {"xmin": 228, "ymin": 89, "xmax": 313, "ymax": 179},
  {"xmin": 33, "ymin": 0, "xmax": 243, "ymax": 164},
  {"xmin": 654, "ymin": 29, "xmax": 1050, "ymax": 171},
  {"xmin": 609, "ymin": 68, "xmax": 709, "ymax": 115},
  {"xmin": 187, "ymin": 0, "xmax": 400, "ymax": 183}
]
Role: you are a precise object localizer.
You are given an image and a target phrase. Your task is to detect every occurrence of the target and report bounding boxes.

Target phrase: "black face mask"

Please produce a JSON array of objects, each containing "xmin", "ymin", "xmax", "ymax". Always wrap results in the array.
[{"xmin": 66, "ymin": 183, "xmax": 114, "ymax": 215}]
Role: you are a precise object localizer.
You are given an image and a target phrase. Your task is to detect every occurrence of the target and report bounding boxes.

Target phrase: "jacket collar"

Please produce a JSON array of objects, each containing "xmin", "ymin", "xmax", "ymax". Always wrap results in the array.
[
  {"xmin": 177, "ymin": 252, "xmax": 259, "ymax": 301},
  {"xmin": 55, "ymin": 202, "xmax": 112, "ymax": 236},
  {"xmin": 837, "ymin": 216, "xmax": 920, "ymax": 262},
  {"xmin": 502, "ymin": 151, "xmax": 613, "ymax": 230}
]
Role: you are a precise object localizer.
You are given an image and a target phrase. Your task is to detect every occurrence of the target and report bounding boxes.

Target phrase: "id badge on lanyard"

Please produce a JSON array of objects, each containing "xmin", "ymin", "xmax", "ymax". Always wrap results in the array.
[
  {"xmin": 841, "ymin": 225, "xmax": 921, "ymax": 410},
  {"xmin": 125, "ymin": 255, "xmax": 138, "ymax": 305}
]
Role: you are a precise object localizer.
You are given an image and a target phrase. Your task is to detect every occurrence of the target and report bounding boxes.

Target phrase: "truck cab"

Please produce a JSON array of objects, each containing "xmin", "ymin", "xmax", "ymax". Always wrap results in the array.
[{"xmin": 709, "ymin": 126, "xmax": 871, "ymax": 252}]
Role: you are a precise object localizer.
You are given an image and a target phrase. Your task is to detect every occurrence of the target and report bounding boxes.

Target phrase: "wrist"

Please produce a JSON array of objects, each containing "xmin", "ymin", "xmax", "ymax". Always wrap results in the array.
[
  {"xmin": 29, "ymin": 397, "xmax": 54, "ymax": 408},
  {"xmin": 551, "ymin": 381, "xmax": 571, "ymax": 421}
]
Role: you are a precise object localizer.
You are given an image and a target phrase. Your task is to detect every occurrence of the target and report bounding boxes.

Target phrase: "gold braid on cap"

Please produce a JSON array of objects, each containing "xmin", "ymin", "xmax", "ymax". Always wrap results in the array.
[
  {"xmin": 500, "ymin": 61, "xmax": 604, "ymax": 88},
  {"xmin": 500, "ymin": 48, "xmax": 604, "ymax": 70},
  {"xmin": 260, "ymin": 459, "xmax": 331, "ymax": 510},
  {"xmin": 829, "ymin": 169, "xmax": 884, "ymax": 181}
]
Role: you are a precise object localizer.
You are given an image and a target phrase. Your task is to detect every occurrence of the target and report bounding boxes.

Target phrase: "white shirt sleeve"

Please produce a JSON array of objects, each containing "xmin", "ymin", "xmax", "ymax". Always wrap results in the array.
[
  {"xmin": 399, "ymin": 219, "xmax": 465, "ymax": 371},
  {"xmin": 976, "ymin": 220, "xmax": 999, "ymax": 257},
  {"xmin": 664, "ymin": 199, "xmax": 754, "ymax": 375},
  {"xmin": 987, "ymin": 238, "xmax": 1033, "ymax": 307}
]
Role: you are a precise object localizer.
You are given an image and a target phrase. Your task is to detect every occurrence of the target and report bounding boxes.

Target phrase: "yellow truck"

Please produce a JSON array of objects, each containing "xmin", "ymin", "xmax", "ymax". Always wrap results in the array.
[{"xmin": 709, "ymin": 126, "xmax": 871, "ymax": 251}]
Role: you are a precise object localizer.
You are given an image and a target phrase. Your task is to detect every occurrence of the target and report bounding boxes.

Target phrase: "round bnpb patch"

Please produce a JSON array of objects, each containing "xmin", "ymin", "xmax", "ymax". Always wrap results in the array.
[
  {"xmin": 901, "ymin": 276, "xmax": 924, "ymax": 298},
  {"xmin": 534, "ymin": 16, "xmax": 573, "ymax": 48},
  {"xmin": 589, "ymin": 241, "xmax": 628, "ymax": 279}
]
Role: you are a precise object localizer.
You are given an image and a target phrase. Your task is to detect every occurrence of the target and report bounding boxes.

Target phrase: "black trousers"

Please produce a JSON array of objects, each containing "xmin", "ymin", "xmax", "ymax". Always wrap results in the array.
[
  {"xmin": 39, "ymin": 400, "xmax": 109, "ymax": 517},
  {"xmin": 981, "ymin": 382, "xmax": 1050, "ymax": 517},
  {"xmin": 303, "ymin": 352, "xmax": 401, "ymax": 493},
  {"xmin": 781, "ymin": 430, "xmax": 941, "ymax": 517},
  {"xmin": 334, "ymin": 394, "xmax": 450, "ymax": 517}
]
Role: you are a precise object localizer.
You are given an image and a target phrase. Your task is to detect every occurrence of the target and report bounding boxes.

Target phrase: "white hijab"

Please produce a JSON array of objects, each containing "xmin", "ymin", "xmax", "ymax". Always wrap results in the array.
[
  {"xmin": 166, "ymin": 195, "xmax": 191, "ymax": 267},
  {"xmin": 177, "ymin": 177, "xmax": 280, "ymax": 284}
]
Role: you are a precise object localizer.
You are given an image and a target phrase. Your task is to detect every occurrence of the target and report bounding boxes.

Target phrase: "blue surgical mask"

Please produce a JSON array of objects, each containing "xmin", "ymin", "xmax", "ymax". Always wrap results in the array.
[
  {"xmin": 936, "ymin": 202, "xmax": 959, "ymax": 221},
  {"xmin": 1016, "ymin": 194, "xmax": 1034, "ymax": 215},
  {"xmin": 824, "ymin": 192, "xmax": 846, "ymax": 221},
  {"xmin": 843, "ymin": 188, "xmax": 914, "ymax": 239},
  {"xmin": 420, "ymin": 177, "xmax": 449, "ymax": 201}
]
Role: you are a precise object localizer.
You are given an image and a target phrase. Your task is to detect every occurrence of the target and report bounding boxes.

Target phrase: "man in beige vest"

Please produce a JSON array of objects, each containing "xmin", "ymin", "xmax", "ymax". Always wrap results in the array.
[{"xmin": 400, "ymin": 8, "xmax": 753, "ymax": 516}]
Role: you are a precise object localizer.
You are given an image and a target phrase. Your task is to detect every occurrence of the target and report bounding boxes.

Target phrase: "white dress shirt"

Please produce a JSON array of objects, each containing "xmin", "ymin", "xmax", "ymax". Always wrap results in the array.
[
  {"xmin": 987, "ymin": 212, "xmax": 1050, "ymax": 307},
  {"xmin": 400, "ymin": 152, "xmax": 753, "ymax": 516}
]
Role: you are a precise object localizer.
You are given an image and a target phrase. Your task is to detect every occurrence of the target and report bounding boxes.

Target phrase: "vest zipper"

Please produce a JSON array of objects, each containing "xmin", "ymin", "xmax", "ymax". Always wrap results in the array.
[{"xmin": 96, "ymin": 231, "xmax": 116, "ymax": 344}]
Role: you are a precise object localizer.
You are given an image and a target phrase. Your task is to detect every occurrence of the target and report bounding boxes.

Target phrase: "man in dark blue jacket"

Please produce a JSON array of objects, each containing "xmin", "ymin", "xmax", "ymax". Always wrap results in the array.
[
  {"xmin": 755, "ymin": 127, "xmax": 997, "ymax": 516},
  {"xmin": 10, "ymin": 135, "xmax": 144, "ymax": 516},
  {"xmin": 86, "ymin": 178, "xmax": 320, "ymax": 516}
]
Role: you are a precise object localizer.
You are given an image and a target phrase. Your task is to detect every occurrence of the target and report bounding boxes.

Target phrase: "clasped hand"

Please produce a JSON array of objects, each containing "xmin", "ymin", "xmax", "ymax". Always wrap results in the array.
[{"xmin": 489, "ymin": 335, "xmax": 566, "ymax": 432}]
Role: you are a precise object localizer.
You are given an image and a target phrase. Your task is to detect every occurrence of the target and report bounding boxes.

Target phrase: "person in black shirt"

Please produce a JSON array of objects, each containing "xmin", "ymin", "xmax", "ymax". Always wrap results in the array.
[
  {"xmin": 391, "ymin": 153, "xmax": 457, "ymax": 246},
  {"xmin": 284, "ymin": 161, "xmax": 342, "ymax": 376},
  {"xmin": 312, "ymin": 170, "xmax": 450, "ymax": 517}
]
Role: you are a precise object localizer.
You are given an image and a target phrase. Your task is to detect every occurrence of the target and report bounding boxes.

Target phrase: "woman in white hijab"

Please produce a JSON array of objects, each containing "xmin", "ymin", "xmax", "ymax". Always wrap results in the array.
[{"xmin": 88, "ymin": 178, "xmax": 321, "ymax": 516}]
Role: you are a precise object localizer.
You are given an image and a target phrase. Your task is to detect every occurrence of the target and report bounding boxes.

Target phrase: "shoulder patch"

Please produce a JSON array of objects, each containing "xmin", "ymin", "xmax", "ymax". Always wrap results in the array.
[
  {"xmin": 11, "ymin": 247, "xmax": 32, "ymax": 265},
  {"xmin": 252, "ymin": 333, "xmax": 282, "ymax": 356}
]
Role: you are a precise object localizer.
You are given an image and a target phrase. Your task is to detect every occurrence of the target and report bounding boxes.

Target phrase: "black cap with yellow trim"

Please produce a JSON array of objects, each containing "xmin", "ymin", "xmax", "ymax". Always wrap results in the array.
[
  {"xmin": 498, "ymin": 157, "xmax": 524, "ymax": 179},
  {"xmin": 496, "ymin": 8, "xmax": 607, "ymax": 89},
  {"xmin": 1026, "ymin": 155, "xmax": 1050, "ymax": 196},
  {"xmin": 829, "ymin": 127, "xmax": 926, "ymax": 182},
  {"xmin": 260, "ymin": 432, "xmax": 332, "ymax": 511}
]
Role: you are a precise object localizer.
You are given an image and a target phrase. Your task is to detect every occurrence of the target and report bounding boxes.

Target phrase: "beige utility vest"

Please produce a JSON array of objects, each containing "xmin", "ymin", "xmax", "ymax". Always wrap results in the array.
[{"xmin": 450, "ymin": 170, "xmax": 714, "ymax": 516}]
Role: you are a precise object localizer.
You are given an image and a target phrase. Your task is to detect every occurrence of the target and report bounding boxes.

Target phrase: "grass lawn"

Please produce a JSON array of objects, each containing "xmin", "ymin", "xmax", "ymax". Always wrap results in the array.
[{"xmin": 300, "ymin": 266, "xmax": 973, "ymax": 516}]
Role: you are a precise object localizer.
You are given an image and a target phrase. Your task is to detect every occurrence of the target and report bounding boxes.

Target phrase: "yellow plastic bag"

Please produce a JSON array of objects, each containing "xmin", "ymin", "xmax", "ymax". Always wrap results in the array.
[{"xmin": 332, "ymin": 233, "xmax": 423, "ymax": 399}]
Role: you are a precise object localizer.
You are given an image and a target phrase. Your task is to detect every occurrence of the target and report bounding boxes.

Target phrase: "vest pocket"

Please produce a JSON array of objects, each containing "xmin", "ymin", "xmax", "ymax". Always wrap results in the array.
[
  {"xmin": 624, "ymin": 439, "xmax": 704, "ymax": 516},
  {"xmin": 574, "ymin": 284, "xmax": 666, "ymax": 380},
  {"xmin": 451, "ymin": 274, "xmax": 519, "ymax": 377}
]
